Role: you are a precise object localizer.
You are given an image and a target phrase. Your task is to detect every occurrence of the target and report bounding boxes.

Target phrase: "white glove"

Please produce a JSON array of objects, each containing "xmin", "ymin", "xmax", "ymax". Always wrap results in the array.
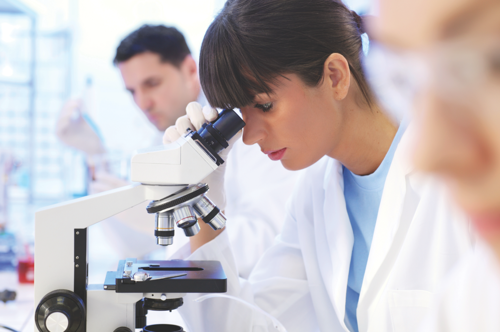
[
  {"xmin": 162, "ymin": 102, "xmax": 241, "ymax": 211},
  {"xmin": 56, "ymin": 99, "xmax": 106, "ymax": 155}
]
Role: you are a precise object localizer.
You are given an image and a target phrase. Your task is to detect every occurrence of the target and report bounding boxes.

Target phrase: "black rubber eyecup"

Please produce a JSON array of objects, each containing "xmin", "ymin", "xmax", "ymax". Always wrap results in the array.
[{"xmin": 143, "ymin": 324, "xmax": 184, "ymax": 332}]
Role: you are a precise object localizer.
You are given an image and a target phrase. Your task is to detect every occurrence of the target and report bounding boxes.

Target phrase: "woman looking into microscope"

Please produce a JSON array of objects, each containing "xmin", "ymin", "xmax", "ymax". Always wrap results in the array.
[{"xmin": 163, "ymin": 0, "xmax": 473, "ymax": 331}]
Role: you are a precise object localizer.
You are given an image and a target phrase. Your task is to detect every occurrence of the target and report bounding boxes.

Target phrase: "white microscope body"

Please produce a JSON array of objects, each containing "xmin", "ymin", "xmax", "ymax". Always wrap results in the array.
[{"xmin": 34, "ymin": 109, "xmax": 244, "ymax": 332}]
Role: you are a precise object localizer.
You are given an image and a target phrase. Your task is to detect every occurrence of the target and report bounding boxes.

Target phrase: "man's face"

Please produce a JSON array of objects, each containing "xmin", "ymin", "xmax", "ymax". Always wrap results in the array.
[{"xmin": 118, "ymin": 52, "xmax": 200, "ymax": 131}]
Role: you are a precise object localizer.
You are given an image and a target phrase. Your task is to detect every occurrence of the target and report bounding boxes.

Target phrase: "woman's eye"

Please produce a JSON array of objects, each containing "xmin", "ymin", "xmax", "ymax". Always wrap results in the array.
[
  {"xmin": 490, "ymin": 51, "xmax": 500, "ymax": 74},
  {"xmin": 254, "ymin": 102, "xmax": 273, "ymax": 112}
]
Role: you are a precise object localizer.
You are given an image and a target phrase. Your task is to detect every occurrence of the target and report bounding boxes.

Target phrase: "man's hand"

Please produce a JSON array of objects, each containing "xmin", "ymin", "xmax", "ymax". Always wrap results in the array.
[{"xmin": 56, "ymin": 99, "xmax": 106, "ymax": 155}]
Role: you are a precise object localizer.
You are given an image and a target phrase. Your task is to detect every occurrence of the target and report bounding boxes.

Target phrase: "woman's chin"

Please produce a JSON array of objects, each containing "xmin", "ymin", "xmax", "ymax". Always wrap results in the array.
[{"xmin": 280, "ymin": 157, "xmax": 316, "ymax": 171}]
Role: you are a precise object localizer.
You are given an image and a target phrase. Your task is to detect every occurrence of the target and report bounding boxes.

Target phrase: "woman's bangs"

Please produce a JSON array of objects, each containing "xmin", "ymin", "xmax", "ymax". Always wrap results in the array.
[{"xmin": 199, "ymin": 21, "xmax": 273, "ymax": 110}]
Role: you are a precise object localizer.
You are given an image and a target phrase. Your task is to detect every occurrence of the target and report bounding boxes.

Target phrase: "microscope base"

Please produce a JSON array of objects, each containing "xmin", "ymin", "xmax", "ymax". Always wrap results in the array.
[{"xmin": 34, "ymin": 259, "xmax": 226, "ymax": 331}]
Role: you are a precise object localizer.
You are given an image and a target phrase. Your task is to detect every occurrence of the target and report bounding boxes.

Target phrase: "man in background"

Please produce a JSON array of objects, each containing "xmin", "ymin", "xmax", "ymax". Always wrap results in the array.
[
  {"xmin": 114, "ymin": 25, "xmax": 203, "ymax": 133},
  {"xmin": 57, "ymin": 24, "xmax": 299, "ymax": 279}
]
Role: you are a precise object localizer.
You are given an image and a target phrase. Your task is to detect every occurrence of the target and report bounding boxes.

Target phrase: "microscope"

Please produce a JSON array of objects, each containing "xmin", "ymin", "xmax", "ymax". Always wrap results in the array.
[{"xmin": 33, "ymin": 109, "xmax": 245, "ymax": 332}]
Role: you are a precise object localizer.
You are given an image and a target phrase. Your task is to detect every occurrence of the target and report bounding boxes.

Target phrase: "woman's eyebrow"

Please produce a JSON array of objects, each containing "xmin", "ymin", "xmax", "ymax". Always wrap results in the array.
[{"xmin": 253, "ymin": 93, "xmax": 274, "ymax": 102}]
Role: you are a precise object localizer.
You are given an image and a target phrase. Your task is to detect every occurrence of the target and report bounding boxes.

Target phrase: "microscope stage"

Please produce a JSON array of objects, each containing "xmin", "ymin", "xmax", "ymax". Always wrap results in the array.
[{"xmin": 104, "ymin": 259, "xmax": 227, "ymax": 293}]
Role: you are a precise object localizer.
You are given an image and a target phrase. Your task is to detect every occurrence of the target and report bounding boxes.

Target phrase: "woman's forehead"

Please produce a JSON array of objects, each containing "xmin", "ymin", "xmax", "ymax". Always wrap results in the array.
[
  {"xmin": 442, "ymin": 1, "xmax": 500, "ymax": 39},
  {"xmin": 250, "ymin": 76, "xmax": 294, "ymax": 99},
  {"xmin": 376, "ymin": 0, "xmax": 493, "ymax": 49},
  {"xmin": 455, "ymin": 2, "xmax": 500, "ymax": 37}
]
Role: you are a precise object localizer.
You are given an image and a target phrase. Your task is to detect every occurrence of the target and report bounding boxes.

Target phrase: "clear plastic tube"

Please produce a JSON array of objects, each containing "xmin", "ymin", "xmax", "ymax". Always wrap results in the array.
[{"xmin": 195, "ymin": 294, "xmax": 287, "ymax": 332}]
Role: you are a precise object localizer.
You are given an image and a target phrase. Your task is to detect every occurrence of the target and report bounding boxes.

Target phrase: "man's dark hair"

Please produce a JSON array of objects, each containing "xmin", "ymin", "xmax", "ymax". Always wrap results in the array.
[
  {"xmin": 200, "ymin": 0, "xmax": 373, "ymax": 109},
  {"xmin": 114, "ymin": 25, "xmax": 191, "ymax": 67}
]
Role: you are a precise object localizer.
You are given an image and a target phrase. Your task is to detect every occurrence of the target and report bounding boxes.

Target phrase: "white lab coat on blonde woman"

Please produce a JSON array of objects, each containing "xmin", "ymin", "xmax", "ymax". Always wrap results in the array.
[
  {"xmin": 172, "ymin": 124, "xmax": 473, "ymax": 332},
  {"xmin": 418, "ymin": 241, "xmax": 500, "ymax": 332}
]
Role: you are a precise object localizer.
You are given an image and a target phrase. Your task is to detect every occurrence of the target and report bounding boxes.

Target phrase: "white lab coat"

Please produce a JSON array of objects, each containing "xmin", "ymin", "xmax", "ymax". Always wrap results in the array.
[
  {"xmin": 225, "ymin": 139, "xmax": 300, "ymax": 278},
  {"xmin": 418, "ymin": 241, "xmax": 500, "ymax": 332},
  {"xmin": 172, "ymin": 124, "xmax": 474, "ymax": 332}
]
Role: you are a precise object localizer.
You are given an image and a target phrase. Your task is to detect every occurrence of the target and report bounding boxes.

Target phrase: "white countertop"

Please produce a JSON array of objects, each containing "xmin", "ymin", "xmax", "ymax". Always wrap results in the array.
[{"xmin": 0, "ymin": 272, "xmax": 34, "ymax": 332}]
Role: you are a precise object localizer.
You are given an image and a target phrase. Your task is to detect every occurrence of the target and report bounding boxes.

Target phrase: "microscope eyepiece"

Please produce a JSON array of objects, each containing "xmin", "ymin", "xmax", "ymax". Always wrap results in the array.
[
  {"xmin": 196, "ymin": 109, "xmax": 245, "ymax": 154},
  {"xmin": 212, "ymin": 109, "xmax": 245, "ymax": 144}
]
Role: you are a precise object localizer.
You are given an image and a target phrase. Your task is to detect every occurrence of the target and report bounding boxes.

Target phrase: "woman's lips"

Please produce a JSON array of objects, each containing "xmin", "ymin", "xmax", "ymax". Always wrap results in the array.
[
  {"xmin": 469, "ymin": 212, "xmax": 500, "ymax": 238},
  {"xmin": 264, "ymin": 148, "xmax": 287, "ymax": 161}
]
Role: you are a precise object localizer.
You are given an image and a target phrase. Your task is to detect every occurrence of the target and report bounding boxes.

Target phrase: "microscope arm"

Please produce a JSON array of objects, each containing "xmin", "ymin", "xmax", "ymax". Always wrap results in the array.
[{"xmin": 34, "ymin": 184, "xmax": 183, "ymax": 312}]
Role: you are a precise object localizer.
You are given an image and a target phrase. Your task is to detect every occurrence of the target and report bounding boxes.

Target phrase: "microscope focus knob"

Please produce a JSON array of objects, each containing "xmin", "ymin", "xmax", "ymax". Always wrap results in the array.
[
  {"xmin": 46, "ymin": 312, "xmax": 69, "ymax": 332},
  {"xmin": 113, "ymin": 328, "xmax": 132, "ymax": 332},
  {"xmin": 35, "ymin": 289, "xmax": 85, "ymax": 332}
]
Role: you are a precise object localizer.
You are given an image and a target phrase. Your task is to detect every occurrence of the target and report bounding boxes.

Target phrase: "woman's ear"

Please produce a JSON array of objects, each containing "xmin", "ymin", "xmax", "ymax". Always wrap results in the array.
[
  {"xmin": 181, "ymin": 55, "xmax": 201, "ymax": 95},
  {"xmin": 324, "ymin": 53, "xmax": 351, "ymax": 101}
]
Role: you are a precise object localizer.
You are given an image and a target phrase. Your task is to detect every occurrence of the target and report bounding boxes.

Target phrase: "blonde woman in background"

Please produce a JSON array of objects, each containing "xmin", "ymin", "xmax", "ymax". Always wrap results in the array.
[{"xmin": 374, "ymin": 0, "xmax": 500, "ymax": 330}]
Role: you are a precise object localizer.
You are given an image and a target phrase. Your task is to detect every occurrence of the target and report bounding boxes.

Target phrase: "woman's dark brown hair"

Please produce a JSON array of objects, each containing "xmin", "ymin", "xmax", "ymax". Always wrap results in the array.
[{"xmin": 199, "ymin": 0, "xmax": 372, "ymax": 109}]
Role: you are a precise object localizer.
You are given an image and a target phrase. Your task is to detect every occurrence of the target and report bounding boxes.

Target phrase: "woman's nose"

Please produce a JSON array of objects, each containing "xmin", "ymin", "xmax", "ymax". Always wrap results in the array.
[
  {"xmin": 240, "ymin": 107, "xmax": 266, "ymax": 146},
  {"xmin": 413, "ymin": 91, "xmax": 487, "ymax": 177}
]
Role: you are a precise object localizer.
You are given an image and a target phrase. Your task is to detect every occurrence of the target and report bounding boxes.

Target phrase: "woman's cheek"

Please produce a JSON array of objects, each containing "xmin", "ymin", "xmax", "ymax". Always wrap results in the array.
[{"xmin": 451, "ymin": 171, "xmax": 500, "ymax": 219}]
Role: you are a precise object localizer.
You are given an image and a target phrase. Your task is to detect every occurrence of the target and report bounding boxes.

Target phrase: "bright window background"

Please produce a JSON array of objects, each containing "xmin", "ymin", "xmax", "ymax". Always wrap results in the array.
[{"xmin": 0, "ymin": 0, "xmax": 228, "ymax": 236}]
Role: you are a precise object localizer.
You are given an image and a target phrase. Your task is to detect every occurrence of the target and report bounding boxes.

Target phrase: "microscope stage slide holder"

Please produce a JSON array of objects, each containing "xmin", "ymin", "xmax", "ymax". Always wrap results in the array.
[{"xmin": 104, "ymin": 259, "xmax": 227, "ymax": 293}]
